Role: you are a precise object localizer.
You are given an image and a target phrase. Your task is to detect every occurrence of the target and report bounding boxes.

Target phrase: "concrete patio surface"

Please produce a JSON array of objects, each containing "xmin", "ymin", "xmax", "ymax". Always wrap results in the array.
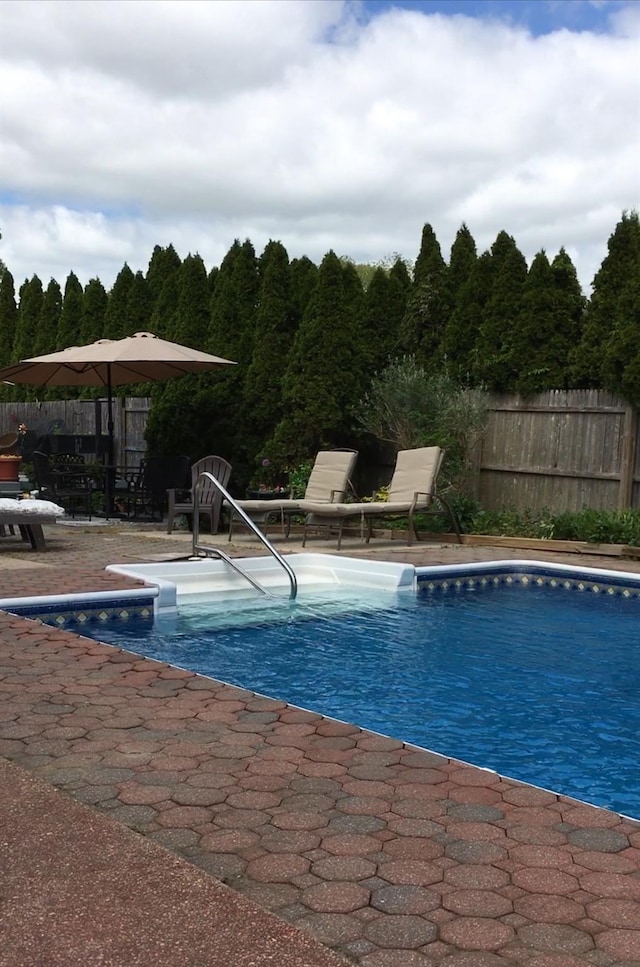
[{"xmin": 0, "ymin": 521, "xmax": 639, "ymax": 966}]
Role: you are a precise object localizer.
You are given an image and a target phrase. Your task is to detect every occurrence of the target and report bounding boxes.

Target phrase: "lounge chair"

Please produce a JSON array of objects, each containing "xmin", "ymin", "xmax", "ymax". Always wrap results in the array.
[
  {"xmin": 299, "ymin": 446, "xmax": 461, "ymax": 550},
  {"xmin": 167, "ymin": 455, "xmax": 233, "ymax": 534},
  {"xmin": 227, "ymin": 449, "xmax": 358, "ymax": 540}
]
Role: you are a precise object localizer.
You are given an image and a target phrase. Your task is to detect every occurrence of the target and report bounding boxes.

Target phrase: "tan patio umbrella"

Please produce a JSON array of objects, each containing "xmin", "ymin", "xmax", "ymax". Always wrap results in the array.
[{"xmin": 0, "ymin": 331, "xmax": 236, "ymax": 514}]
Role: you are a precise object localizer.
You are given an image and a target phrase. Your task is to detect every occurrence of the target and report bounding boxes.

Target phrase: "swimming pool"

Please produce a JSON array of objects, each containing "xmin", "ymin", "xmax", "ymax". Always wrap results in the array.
[{"xmin": 71, "ymin": 563, "xmax": 640, "ymax": 820}]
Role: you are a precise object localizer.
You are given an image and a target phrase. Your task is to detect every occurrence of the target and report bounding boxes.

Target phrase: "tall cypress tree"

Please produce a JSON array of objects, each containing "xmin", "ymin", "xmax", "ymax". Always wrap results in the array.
[
  {"xmin": 448, "ymin": 224, "xmax": 477, "ymax": 303},
  {"xmin": 145, "ymin": 244, "xmax": 181, "ymax": 308},
  {"xmin": 146, "ymin": 244, "xmax": 182, "ymax": 338},
  {"xmin": 12, "ymin": 276, "xmax": 43, "ymax": 400},
  {"xmin": 81, "ymin": 278, "xmax": 108, "ymax": 344},
  {"xmin": 150, "ymin": 271, "xmax": 180, "ymax": 340},
  {"xmin": 36, "ymin": 279, "xmax": 62, "ymax": 355},
  {"xmin": 171, "ymin": 254, "xmax": 210, "ymax": 348},
  {"xmin": 14, "ymin": 276, "xmax": 44, "ymax": 362},
  {"xmin": 0, "ymin": 269, "xmax": 18, "ymax": 369},
  {"xmin": 126, "ymin": 270, "xmax": 153, "ymax": 336},
  {"xmin": 52, "ymin": 272, "xmax": 83, "ymax": 398},
  {"xmin": 440, "ymin": 225, "xmax": 479, "ymax": 378},
  {"xmin": 512, "ymin": 250, "xmax": 578, "ymax": 395},
  {"xmin": 269, "ymin": 250, "xmax": 369, "ymax": 465},
  {"xmin": 208, "ymin": 239, "xmax": 259, "ymax": 364},
  {"xmin": 148, "ymin": 241, "xmax": 260, "ymax": 477},
  {"xmin": 399, "ymin": 223, "xmax": 450, "ymax": 367},
  {"xmin": 289, "ymin": 256, "xmax": 319, "ymax": 328},
  {"xmin": 242, "ymin": 241, "xmax": 296, "ymax": 457},
  {"xmin": 56, "ymin": 272, "xmax": 84, "ymax": 351},
  {"xmin": 442, "ymin": 251, "xmax": 493, "ymax": 385},
  {"xmin": 363, "ymin": 265, "xmax": 409, "ymax": 374},
  {"xmin": 103, "ymin": 264, "xmax": 134, "ymax": 340},
  {"xmin": 572, "ymin": 211, "xmax": 640, "ymax": 396},
  {"xmin": 550, "ymin": 248, "xmax": 586, "ymax": 388},
  {"xmin": 474, "ymin": 231, "xmax": 527, "ymax": 391}
]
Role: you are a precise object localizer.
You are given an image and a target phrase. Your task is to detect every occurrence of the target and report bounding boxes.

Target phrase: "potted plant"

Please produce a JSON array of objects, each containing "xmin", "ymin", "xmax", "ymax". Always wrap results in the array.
[{"xmin": 246, "ymin": 458, "xmax": 290, "ymax": 499}]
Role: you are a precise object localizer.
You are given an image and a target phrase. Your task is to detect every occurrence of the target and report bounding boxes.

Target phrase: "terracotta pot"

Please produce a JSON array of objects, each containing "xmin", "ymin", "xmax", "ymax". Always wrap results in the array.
[{"xmin": 0, "ymin": 457, "xmax": 21, "ymax": 482}]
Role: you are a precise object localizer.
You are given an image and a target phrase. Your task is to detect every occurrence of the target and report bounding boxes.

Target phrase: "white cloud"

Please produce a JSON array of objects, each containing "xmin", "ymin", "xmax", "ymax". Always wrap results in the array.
[{"xmin": 0, "ymin": 0, "xmax": 638, "ymax": 293}]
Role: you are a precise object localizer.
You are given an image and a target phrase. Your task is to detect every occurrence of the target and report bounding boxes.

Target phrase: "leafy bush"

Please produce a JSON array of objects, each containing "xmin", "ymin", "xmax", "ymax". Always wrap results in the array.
[
  {"xmin": 353, "ymin": 357, "xmax": 489, "ymax": 492},
  {"xmin": 550, "ymin": 508, "xmax": 640, "ymax": 546},
  {"xmin": 460, "ymin": 506, "xmax": 640, "ymax": 545},
  {"xmin": 287, "ymin": 462, "xmax": 312, "ymax": 499}
]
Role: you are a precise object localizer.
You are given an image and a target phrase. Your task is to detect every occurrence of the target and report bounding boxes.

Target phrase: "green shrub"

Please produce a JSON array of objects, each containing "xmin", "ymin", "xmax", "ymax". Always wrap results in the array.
[
  {"xmin": 352, "ymin": 357, "xmax": 489, "ymax": 492},
  {"xmin": 287, "ymin": 462, "xmax": 312, "ymax": 499}
]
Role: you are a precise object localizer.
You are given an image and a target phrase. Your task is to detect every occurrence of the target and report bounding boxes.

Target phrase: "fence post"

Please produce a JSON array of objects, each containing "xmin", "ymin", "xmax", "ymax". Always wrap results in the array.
[{"xmin": 618, "ymin": 404, "xmax": 637, "ymax": 510}]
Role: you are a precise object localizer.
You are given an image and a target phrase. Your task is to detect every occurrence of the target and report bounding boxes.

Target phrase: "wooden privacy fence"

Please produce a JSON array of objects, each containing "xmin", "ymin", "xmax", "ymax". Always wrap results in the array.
[
  {"xmin": 478, "ymin": 390, "xmax": 638, "ymax": 513},
  {"xmin": 0, "ymin": 397, "xmax": 151, "ymax": 469},
  {"xmin": 1, "ymin": 390, "xmax": 639, "ymax": 513}
]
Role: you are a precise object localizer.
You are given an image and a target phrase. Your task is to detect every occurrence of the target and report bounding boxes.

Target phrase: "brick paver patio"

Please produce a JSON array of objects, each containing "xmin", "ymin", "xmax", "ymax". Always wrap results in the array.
[{"xmin": 0, "ymin": 522, "xmax": 639, "ymax": 965}]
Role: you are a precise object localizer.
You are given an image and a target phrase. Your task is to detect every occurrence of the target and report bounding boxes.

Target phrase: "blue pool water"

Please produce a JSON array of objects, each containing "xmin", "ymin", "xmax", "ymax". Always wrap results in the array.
[{"xmin": 89, "ymin": 582, "xmax": 640, "ymax": 818}]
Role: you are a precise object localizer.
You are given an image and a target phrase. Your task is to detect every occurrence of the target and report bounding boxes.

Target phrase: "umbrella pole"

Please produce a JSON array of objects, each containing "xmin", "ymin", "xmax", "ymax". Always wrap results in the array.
[{"xmin": 105, "ymin": 367, "xmax": 116, "ymax": 517}]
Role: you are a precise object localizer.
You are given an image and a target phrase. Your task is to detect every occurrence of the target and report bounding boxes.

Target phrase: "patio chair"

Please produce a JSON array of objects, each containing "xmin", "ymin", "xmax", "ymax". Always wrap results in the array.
[
  {"xmin": 299, "ymin": 446, "xmax": 461, "ymax": 550},
  {"xmin": 167, "ymin": 455, "xmax": 232, "ymax": 534},
  {"xmin": 32, "ymin": 451, "xmax": 95, "ymax": 520},
  {"xmin": 227, "ymin": 449, "xmax": 358, "ymax": 540},
  {"xmin": 129, "ymin": 455, "xmax": 191, "ymax": 521}
]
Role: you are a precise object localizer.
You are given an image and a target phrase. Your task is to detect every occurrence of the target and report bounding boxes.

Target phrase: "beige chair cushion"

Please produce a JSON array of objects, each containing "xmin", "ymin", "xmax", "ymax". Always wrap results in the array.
[
  {"xmin": 387, "ymin": 446, "xmax": 441, "ymax": 504},
  {"xmin": 303, "ymin": 450, "xmax": 358, "ymax": 503}
]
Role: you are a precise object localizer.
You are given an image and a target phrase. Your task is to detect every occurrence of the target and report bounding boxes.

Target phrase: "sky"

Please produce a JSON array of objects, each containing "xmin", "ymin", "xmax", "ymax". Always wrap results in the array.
[{"xmin": 1, "ymin": 0, "xmax": 638, "ymax": 295}]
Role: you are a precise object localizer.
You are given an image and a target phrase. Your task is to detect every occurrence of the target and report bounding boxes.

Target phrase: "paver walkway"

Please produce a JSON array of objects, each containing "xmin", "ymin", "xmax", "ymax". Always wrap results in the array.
[{"xmin": 1, "ymin": 522, "xmax": 639, "ymax": 966}]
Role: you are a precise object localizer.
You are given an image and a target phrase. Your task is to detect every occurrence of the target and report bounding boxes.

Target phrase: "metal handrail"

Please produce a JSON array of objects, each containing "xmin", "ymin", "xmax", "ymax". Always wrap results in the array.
[{"xmin": 192, "ymin": 471, "xmax": 298, "ymax": 600}]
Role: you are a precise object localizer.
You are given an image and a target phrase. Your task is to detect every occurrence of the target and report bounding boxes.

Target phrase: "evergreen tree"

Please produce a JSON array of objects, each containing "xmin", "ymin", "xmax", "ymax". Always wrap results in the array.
[
  {"xmin": 36, "ymin": 279, "xmax": 62, "ymax": 355},
  {"xmin": 14, "ymin": 275, "xmax": 44, "ymax": 363},
  {"xmin": 81, "ymin": 278, "xmax": 108, "ymax": 344},
  {"xmin": 572, "ymin": 211, "xmax": 640, "ymax": 396},
  {"xmin": 550, "ymin": 247, "xmax": 586, "ymax": 386},
  {"xmin": 363, "ymin": 265, "xmax": 409, "ymax": 374},
  {"xmin": 242, "ymin": 241, "xmax": 296, "ymax": 456},
  {"xmin": 171, "ymin": 254, "xmax": 210, "ymax": 348},
  {"xmin": 127, "ymin": 270, "xmax": 153, "ymax": 335},
  {"xmin": 150, "ymin": 271, "xmax": 180, "ymax": 340},
  {"xmin": 148, "ymin": 241, "xmax": 259, "ymax": 483},
  {"xmin": 12, "ymin": 276, "xmax": 43, "ymax": 400},
  {"xmin": 289, "ymin": 256, "xmax": 319, "ymax": 328},
  {"xmin": 448, "ymin": 223, "xmax": 477, "ymax": 302},
  {"xmin": 442, "ymin": 251, "xmax": 493, "ymax": 385},
  {"xmin": 145, "ymin": 244, "xmax": 181, "ymax": 306},
  {"xmin": 207, "ymin": 239, "xmax": 259, "ymax": 364},
  {"xmin": 0, "ymin": 269, "xmax": 18, "ymax": 369},
  {"xmin": 268, "ymin": 250, "xmax": 369, "ymax": 465},
  {"xmin": 208, "ymin": 265, "xmax": 219, "ymax": 298},
  {"xmin": 511, "ymin": 250, "xmax": 581, "ymax": 395},
  {"xmin": 399, "ymin": 223, "xmax": 450, "ymax": 367},
  {"xmin": 439, "ymin": 225, "xmax": 478, "ymax": 376},
  {"xmin": 473, "ymin": 231, "xmax": 527, "ymax": 391},
  {"xmin": 103, "ymin": 264, "xmax": 135, "ymax": 339},
  {"xmin": 56, "ymin": 272, "xmax": 84, "ymax": 350}
]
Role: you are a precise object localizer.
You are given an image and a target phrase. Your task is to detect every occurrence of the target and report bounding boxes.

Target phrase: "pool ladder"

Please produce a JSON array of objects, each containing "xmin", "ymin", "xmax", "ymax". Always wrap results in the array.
[{"xmin": 191, "ymin": 471, "xmax": 298, "ymax": 600}]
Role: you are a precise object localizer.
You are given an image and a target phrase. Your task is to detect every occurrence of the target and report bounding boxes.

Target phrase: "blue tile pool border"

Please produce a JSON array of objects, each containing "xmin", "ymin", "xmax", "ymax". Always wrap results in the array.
[
  {"xmin": 0, "ymin": 588, "xmax": 157, "ymax": 629},
  {"xmin": 3, "ymin": 560, "xmax": 640, "ymax": 629},
  {"xmin": 415, "ymin": 560, "xmax": 640, "ymax": 599}
]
